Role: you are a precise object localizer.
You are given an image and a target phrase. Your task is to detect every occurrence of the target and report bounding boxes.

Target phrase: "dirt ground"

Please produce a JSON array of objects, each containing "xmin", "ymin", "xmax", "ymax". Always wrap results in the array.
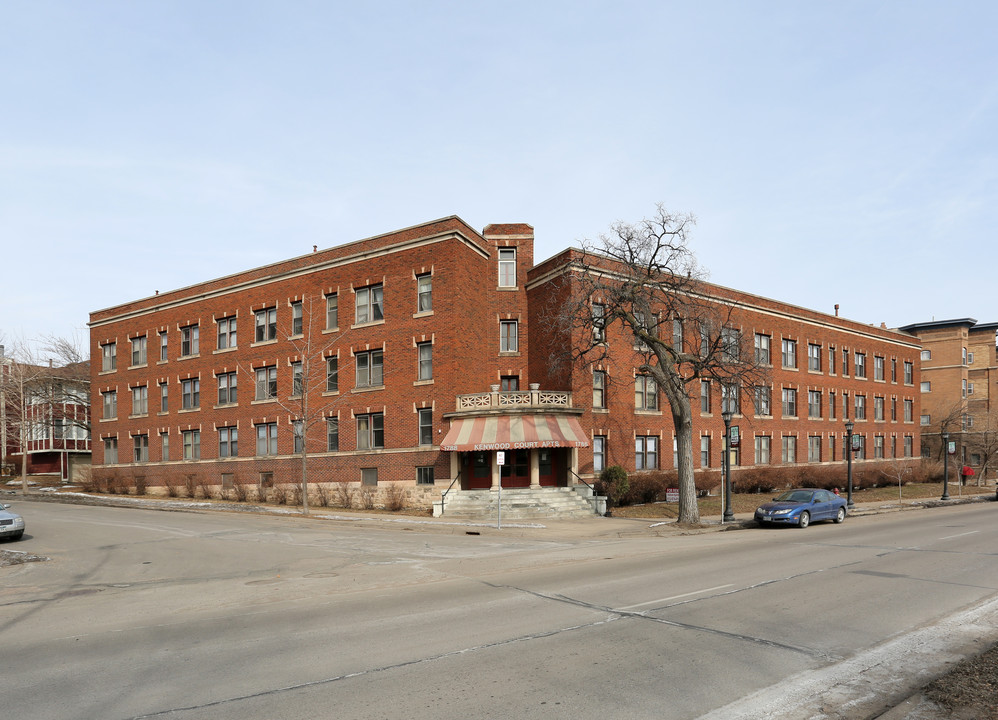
[{"xmin": 921, "ymin": 641, "xmax": 998, "ymax": 719}]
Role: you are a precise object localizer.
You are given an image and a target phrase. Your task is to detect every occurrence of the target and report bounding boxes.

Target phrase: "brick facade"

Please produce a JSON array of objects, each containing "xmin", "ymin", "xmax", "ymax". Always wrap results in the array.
[{"xmin": 89, "ymin": 217, "xmax": 922, "ymax": 506}]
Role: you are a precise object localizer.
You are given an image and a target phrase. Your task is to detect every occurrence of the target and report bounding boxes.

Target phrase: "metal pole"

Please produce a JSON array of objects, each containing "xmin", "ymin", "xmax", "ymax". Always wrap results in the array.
[
  {"xmin": 845, "ymin": 420, "xmax": 854, "ymax": 508},
  {"xmin": 941, "ymin": 431, "xmax": 950, "ymax": 501},
  {"xmin": 722, "ymin": 411, "xmax": 734, "ymax": 522}
]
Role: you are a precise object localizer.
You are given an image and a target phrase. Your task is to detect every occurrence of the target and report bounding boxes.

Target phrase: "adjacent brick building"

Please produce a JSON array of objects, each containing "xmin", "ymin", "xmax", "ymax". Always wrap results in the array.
[
  {"xmin": 900, "ymin": 319, "xmax": 998, "ymax": 479},
  {"xmin": 89, "ymin": 217, "xmax": 922, "ymax": 508}
]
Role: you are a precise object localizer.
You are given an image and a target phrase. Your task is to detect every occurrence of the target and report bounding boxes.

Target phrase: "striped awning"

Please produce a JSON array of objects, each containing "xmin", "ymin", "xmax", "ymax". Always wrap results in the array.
[{"xmin": 440, "ymin": 415, "xmax": 589, "ymax": 452}]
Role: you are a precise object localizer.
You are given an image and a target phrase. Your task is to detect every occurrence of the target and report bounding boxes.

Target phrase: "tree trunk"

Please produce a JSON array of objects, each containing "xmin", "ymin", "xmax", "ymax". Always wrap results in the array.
[{"xmin": 671, "ymin": 400, "xmax": 700, "ymax": 524}]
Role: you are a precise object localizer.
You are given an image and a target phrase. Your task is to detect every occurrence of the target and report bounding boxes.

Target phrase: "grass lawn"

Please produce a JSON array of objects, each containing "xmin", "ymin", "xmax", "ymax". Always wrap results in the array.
[{"xmin": 611, "ymin": 482, "xmax": 994, "ymax": 519}]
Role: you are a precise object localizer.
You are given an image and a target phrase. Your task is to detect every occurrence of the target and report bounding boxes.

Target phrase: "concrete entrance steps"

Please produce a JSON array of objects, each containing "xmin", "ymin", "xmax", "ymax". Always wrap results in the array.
[{"xmin": 437, "ymin": 486, "xmax": 599, "ymax": 520}]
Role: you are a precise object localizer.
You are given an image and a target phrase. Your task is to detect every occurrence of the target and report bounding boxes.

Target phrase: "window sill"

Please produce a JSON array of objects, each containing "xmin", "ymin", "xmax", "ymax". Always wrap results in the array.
[
  {"xmin": 128, "ymin": 413, "xmax": 148, "ymax": 420},
  {"xmin": 178, "ymin": 354, "xmax": 200, "ymax": 361},
  {"xmin": 496, "ymin": 286, "xmax": 519, "ymax": 292},
  {"xmin": 213, "ymin": 347, "xmax": 238, "ymax": 355},
  {"xmin": 499, "ymin": 351, "xmax": 521, "ymax": 357},
  {"xmin": 178, "ymin": 407, "xmax": 201, "ymax": 413},
  {"xmin": 99, "ymin": 417, "xmax": 116, "ymax": 423},
  {"xmin": 352, "ymin": 385, "xmax": 385, "ymax": 394},
  {"xmin": 322, "ymin": 390, "xmax": 340, "ymax": 397},
  {"xmin": 414, "ymin": 379, "xmax": 434, "ymax": 386},
  {"xmin": 250, "ymin": 339, "xmax": 278, "ymax": 348},
  {"xmin": 351, "ymin": 319, "xmax": 385, "ymax": 330},
  {"xmin": 592, "ymin": 408, "xmax": 610, "ymax": 414},
  {"xmin": 412, "ymin": 310, "xmax": 434, "ymax": 319},
  {"xmin": 322, "ymin": 327, "xmax": 340, "ymax": 334},
  {"xmin": 128, "ymin": 363, "xmax": 148, "ymax": 371},
  {"xmin": 213, "ymin": 403, "xmax": 238, "ymax": 410},
  {"xmin": 251, "ymin": 398, "xmax": 278, "ymax": 405},
  {"xmin": 635, "ymin": 409, "xmax": 663, "ymax": 416},
  {"xmin": 98, "ymin": 369, "xmax": 117, "ymax": 376}
]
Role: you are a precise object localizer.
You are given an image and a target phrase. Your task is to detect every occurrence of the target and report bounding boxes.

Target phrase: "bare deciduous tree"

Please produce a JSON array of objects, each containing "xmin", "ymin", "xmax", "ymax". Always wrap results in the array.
[{"xmin": 550, "ymin": 204, "xmax": 767, "ymax": 524}]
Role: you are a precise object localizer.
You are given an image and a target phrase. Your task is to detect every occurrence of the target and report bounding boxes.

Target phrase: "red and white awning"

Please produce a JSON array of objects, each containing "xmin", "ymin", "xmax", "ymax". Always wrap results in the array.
[{"xmin": 440, "ymin": 415, "xmax": 589, "ymax": 452}]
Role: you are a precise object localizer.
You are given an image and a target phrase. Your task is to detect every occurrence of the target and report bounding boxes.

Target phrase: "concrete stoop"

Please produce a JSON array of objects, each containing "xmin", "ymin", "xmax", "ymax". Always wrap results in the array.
[{"xmin": 435, "ymin": 486, "xmax": 600, "ymax": 519}]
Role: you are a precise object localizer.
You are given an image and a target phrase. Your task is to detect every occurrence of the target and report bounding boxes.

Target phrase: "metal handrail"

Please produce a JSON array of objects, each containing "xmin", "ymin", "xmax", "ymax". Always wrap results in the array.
[
  {"xmin": 570, "ymin": 469, "xmax": 596, "ymax": 496},
  {"xmin": 439, "ymin": 470, "xmax": 462, "ymax": 515}
]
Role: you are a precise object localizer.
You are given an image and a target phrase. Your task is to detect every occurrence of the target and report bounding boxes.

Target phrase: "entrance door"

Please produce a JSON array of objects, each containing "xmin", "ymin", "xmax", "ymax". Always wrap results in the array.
[
  {"xmin": 500, "ymin": 449, "xmax": 530, "ymax": 488},
  {"xmin": 462, "ymin": 452, "xmax": 492, "ymax": 490},
  {"xmin": 537, "ymin": 448, "xmax": 563, "ymax": 487}
]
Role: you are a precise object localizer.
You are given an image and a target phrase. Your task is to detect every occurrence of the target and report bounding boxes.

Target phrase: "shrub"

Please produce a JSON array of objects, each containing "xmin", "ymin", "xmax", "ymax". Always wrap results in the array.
[
  {"xmin": 255, "ymin": 485, "xmax": 268, "ymax": 503},
  {"xmin": 597, "ymin": 465, "xmax": 629, "ymax": 508},
  {"xmin": 183, "ymin": 474, "xmax": 198, "ymax": 499},
  {"xmin": 134, "ymin": 476, "xmax": 147, "ymax": 496},
  {"xmin": 384, "ymin": 483, "xmax": 407, "ymax": 512},
  {"xmin": 622, "ymin": 471, "xmax": 671, "ymax": 505},
  {"xmin": 233, "ymin": 479, "xmax": 249, "ymax": 502},
  {"xmin": 272, "ymin": 485, "xmax": 288, "ymax": 505},
  {"xmin": 314, "ymin": 483, "xmax": 331, "ymax": 507},
  {"xmin": 695, "ymin": 469, "xmax": 722, "ymax": 496},
  {"xmin": 288, "ymin": 484, "xmax": 302, "ymax": 506},
  {"xmin": 360, "ymin": 487, "xmax": 376, "ymax": 510},
  {"xmin": 78, "ymin": 465, "xmax": 99, "ymax": 493},
  {"xmin": 164, "ymin": 476, "xmax": 181, "ymax": 497},
  {"xmin": 197, "ymin": 476, "xmax": 213, "ymax": 500},
  {"xmin": 333, "ymin": 483, "xmax": 356, "ymax": 509}
]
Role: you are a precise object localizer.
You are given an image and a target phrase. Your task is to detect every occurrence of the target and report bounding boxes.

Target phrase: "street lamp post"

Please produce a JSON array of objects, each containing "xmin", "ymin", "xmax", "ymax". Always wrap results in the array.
[
  {"xmin": 844, "ymin": 420, "xmax": 855, "ymax": 509},
  {"xmin": 941, "ymin": 431, "xmax": 951, "ymax": 501},
  {"xmin": 722, "ymin": 410, "xmax": 734, "ymax": 523}
]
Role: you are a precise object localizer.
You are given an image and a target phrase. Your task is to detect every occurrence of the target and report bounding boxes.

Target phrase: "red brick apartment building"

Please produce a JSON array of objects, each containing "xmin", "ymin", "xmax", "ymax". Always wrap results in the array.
[
  {"xmin": 900, "ymin": 318, "xmax": 998, "ymax": 477},
  {"xmin": 89, "ymin": 217, "xmax": 921, "ymax": 511}
]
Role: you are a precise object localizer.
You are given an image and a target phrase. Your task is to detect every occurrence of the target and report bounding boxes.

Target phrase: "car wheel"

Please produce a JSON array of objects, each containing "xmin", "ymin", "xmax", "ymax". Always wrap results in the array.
[
  {"xmin": 797, "ymin": 511, "xmax": 810, "ymax": 529},
  {"xmin": 757, "ymin": 520, "xmax": 768, "ymax": 527},
  {"xmin": 11, "ymin": 530, "xmax": 23, "ymax": 540},
  {"xmin": 834, "ymin": 507, "xmax": 846, "ymax": 524}
]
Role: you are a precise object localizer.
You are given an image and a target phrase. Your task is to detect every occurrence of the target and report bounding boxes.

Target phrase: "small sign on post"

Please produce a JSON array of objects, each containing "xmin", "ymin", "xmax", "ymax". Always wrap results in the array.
[
  {"xmin": 730, "ymin": 426, "xmax": 740, "ymax": 448},
  {"xmin": 666, "ymin": 488, "xmax": 679, "ymax": 503},
  {"xmin": 497, "ymin": 450, "xmax": 506, "ymax": 465},
  {"xmin": 947, "ymin": 441, "xmax": 956, "ymax": 455}
]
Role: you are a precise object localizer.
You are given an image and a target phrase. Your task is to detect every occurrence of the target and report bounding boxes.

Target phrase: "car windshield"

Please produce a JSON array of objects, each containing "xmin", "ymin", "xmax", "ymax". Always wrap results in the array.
[{"xmin": 775, "ymin": 490, "xmax": 813, "ymax": 503}]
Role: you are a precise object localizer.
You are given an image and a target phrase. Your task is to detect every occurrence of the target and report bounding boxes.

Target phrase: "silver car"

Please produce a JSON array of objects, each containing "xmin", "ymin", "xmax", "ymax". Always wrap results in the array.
[{"xmin": 0, "ymin": 503, "xmax": 25, "ymax": 541}]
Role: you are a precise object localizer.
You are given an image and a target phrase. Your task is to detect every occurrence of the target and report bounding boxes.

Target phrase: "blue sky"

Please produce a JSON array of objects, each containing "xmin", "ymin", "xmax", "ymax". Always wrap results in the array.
[{"xmin": 2, "ymin": 1, "xmax": 996, "ymax": 353}]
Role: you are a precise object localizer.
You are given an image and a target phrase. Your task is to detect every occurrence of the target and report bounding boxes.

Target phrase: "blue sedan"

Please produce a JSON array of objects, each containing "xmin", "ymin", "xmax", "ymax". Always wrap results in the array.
[{"xmin": 754, "ymin": 488, "xmax": 847, "ymax": 528}]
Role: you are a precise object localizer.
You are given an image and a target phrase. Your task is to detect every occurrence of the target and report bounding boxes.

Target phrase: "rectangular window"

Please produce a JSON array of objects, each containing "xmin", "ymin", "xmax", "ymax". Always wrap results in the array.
[
  {"xmin": 829, "ymin": 436, "xmax": 835, "ymax": 461},
  {"xmin": 326, "ymin": 356, "xmax": 339, "ymax": 392},
  {"xmin": 361, "ymin": 468, "xmax": 379, "ymax": 486},
  {"xmin": 417, "ymin": 466, "xmax": 435, "ymax": 485},
  {"xmin": 904, "ymin": 436, "xmax": 913, "ymax": 457},
  {"xmin": 500, "ymin": 320, "xmax": 518, "ymax": 352},
  {"xmin": 782, "ymin": 388, "xmax": 797, "ymax": 417},
  {"xmin": 355, "ymin": 284, "xmax": 384, "ymax": 324},
  {"xmin": 874, "ymin": 435, "xmax": 885, "ymax": 459},
  {"xmin": 672, "ymin": 318, "xmax": 684, "ymax": 352},
  {"xmin": 904, "ymin": 399, "xmax": 914, "ymax": 422},
  {"xmin": 904, "ymin": 361, "xmax": 914, "ymax": 385},
  {"xmin": 842, "ymin": 349, "xmax": 850, "ymax": 376},
  {"xmin": 874, "ymin": 396, "xmax": 885, "ymax": 421},
  {"xmin": 293, "ymin": 420, "xmax": 304, "ymax": 453},
  {"xmin": 808, "ymin": 436, "xmax": 821, "ymax": 463},
  {"xmin": 131, "ymin": 336, "xmax": 147, "ymax": 366},
  {"xmin": 104, "ymin": 437, "xmax": 118, "ymax": 464},
  {"xmin": 418, "ymin": 408, "xmax": 433, "ymax": 446},
  {"xmin": 217, "ymin": 372, "xmax": 237, "ymax": 405},
  {"xmin": 855, "ymin": 394, "xmax": 867, "ymax": 420},
  {"xmin": 256, "ymin": 423, "xmax": 277, "ymax": 456},
  {"xmin": 181, "ymin": 378, "xmax": 200, "ymax": 409},
  {"xmin": 829, "ymin": 391, "xmax": 836, "ymax": 420},
  {"xmin": 133, "ymin": 434, "xmax": 149, "ymax": 463},
  {"xmin": 781, "ymin": 436, "xmax": 797, "ymax": 464},
  {"xmin": 592, "ymin": 304, "xmax": 606, "ymax": 343},
  {"xmin": 217, "ymin": 317, "xmax": 237, "ymax": 350},
  {"xmin": 131, "ymin": 385, "xmax": 148, "ymax": 415},
  {"xmin": 781, "ymin": 339, "xmax": 797, "ymax": 369},
  {"xmin": 829, "ymin": 345, "xmax": 836, "ymax": 374},
  {"xmin": 357, "ymin": 412, "xmax": 385, "ymax": 450},
  {"xmin": 218, "ymin": 426, "xmax": 238, "ymax": 458},
  {"xmin": 355, "ymin": 349, "xmax": 384, "ymax": 388},
  {"xmin": 593, "ymin": 436, "xmax": 607, "ymax": 473},
  {"xmin": 326, "ymin": 417, "xmax": 339, "ymax": 451},
  {"xmin": 160, "ymin": 382, "xmax": 168, "ymax": 413},
  {"xmin": 418, "ymin": 343, "xmax": 433, "ymax": 381},
  {"xmin": 635, "ymin": 375, "xmax": 658, "ymax": 411},
  {"xmin": 855, "ymin": 352, "xmax": 867, "ymax": 378},
  {"xmin": 700, "ymin": 436, "xmax": 710, "ymax": 467},
  {"xmin": 721, "ymin": 327, "xmax": 740, "ymax": 362},
  {"xmin": 700, "ymin": 380, "xmax": 711, "ymax": 413},
  {"xmin": 808, "ymin": 343, "xmax": 821, "ymax": 372},
  {"xmin": 891, "ymin": 358, "xmax": 897, "ymax": 383},
  {"xmin": 500, "ymin": 376, "xmax": 519, "ymax": 391},
  {"xmin": 874, "ymin": 356, "xmax": 885, "ymax": 381},
  {"xmin": 754, "ymin": 334, "xmax": 771, "ymax": 364},
  {"xmin": 722, "ymin": 383, "xmax": 740, "ymax": 414},
  {"xmin": 891, "ymin": 397, "xmax": 897, "ymax": 421},
  {"xmin": 498, "ymin": 247, "xmax": 516, "ymax": 287},
  {"xmin": 921, "ymin": 349, "xmax": 931, "ymax": 361},
  {"xmin": 755, "ymin": 436, "xmax": 771, "ymax": 464},
  {"xmin": 255, "ymin": 308, "xmax": 277, "ymax": 342},
  {"xmin": 255, "ymin": 366, "xmax": 278, "ymax": 400},
  {"xmin": 159, "ymin": 331, "xmax": 168, "ymax": 361},
  {"xmin": 182, "ymin": 429, "xmax": 201, "ymax": 460},
  {"xmin": 292, "ymin": 361, "xmax": 303, "ymax": 396},
  {"xmin": 920, "ymin": 414, "xmax": 930, "ymax": 426},
  {"xmin": 807, "ymin": 390, "xmax": 821, "ymax": 419},
  {"xmin": 181, "ymin": 325, "xmax": 199, "ymax": 357},
  {"xmin": 843, "ymin": 391, "xmax": 849, "ymax": 420},
  {"xmin": 102, "ymin": 390, "xmax": 117, "ymax": 419},
  {"xmin": 635, "ymin": 436, "xmax": 658, "ymax": 470},
  {"xmin": 101, "ymin": 342, "xmax": 117, "ymax": 372},
  {"xmin": 754, "ymin": 385, "xmax": 771, "ymax": 416},
  {"xmin": 417, "ymin": 274, "xmax": 432, "ymax": 313},
  {"xmin": 161, "ymin": 432, "xmax": 169, "ymax": 461},
  {"xmin": 326, "ymin": 293, "xmax": 338, "ymax": 330},
  {"xmin": 291, "ymin": 301, "xmax": 303, "ymax": 336},
  {"xmin": 593, "ymin": 370, "xmax": 606, "ymax": 409}
]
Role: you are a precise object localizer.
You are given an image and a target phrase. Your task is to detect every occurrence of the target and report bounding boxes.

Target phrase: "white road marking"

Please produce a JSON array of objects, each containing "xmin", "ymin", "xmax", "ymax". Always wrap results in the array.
[
  {"xmin": 618, "ymin": 584, "xmax": 734, "ymax": 610},
  {"xmin": 940, "ymin": 530, "xmax": 980, "ymax": 540}
]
